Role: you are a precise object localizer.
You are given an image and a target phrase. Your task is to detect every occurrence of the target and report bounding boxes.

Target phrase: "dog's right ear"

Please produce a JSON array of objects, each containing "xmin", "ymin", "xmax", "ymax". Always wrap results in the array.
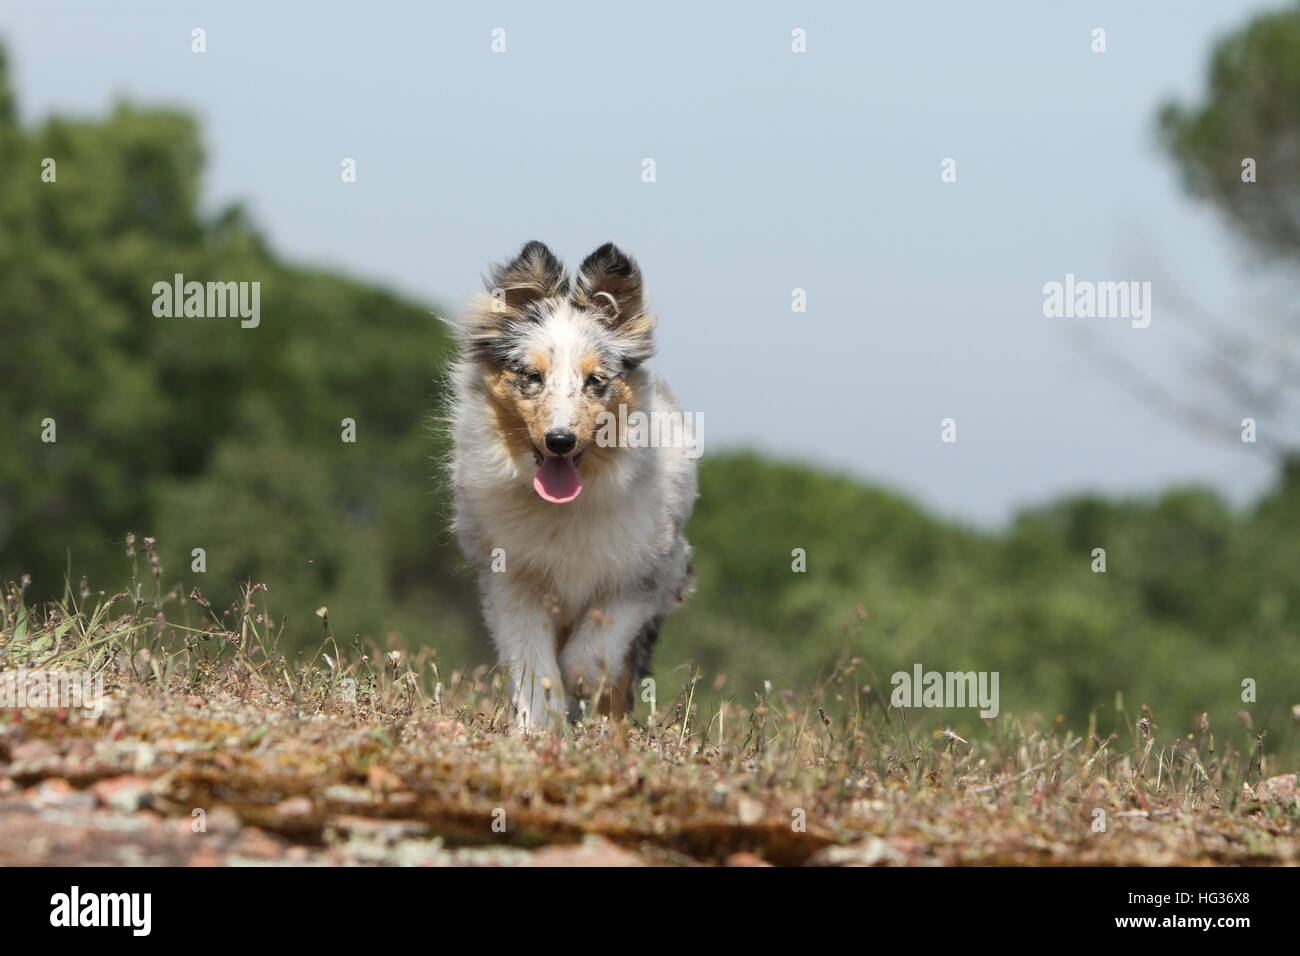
[
  {"xmin": 484, "ymin": 241, "xmax": 569, "ymax": 312},
  {"xmin": 456, "ymin": 242, "xmax": 568, "ymax": 363}
]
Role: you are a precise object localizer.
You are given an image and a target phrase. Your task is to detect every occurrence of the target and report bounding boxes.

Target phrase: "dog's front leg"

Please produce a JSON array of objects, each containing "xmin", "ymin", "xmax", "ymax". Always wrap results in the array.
[
  {"xmin": 558, "ymin": 598, "xmax": 656, "ymax": 720},
  {"xmin": 481, "ymin": 576, "xmax": 565, "ymax": 732}
]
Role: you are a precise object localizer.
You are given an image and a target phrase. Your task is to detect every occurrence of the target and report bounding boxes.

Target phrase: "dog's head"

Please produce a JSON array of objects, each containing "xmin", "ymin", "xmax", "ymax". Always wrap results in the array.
[{"xmin": 456, "ymin": 241, "xmax": 657, "ymax": 502}]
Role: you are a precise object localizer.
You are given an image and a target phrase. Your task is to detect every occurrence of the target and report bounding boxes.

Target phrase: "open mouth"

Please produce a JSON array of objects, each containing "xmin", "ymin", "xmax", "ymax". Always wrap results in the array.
[{"xmin": 531, "ymin": 445, "xmax": 584, "ymax": 503}]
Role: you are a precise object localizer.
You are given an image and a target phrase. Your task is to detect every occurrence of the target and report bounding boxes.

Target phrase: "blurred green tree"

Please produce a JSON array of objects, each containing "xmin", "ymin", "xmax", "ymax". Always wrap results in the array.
[
  {"xmin": 1160, "ymin": 4, "xmax": 1300, "ymax": 262},
  {"xmin": 1158, "ymin": 2, "xmax": 1300, "ymax": 457},
  {"xmin": 0, "ymin": 48, "xmax": 477, "ymax": 660}
]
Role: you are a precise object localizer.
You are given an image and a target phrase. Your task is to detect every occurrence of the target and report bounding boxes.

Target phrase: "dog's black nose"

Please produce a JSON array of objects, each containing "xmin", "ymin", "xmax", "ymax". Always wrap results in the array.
[{"xmin": 544, "ymin": 429, "xmax": 577, "ymax": 455}]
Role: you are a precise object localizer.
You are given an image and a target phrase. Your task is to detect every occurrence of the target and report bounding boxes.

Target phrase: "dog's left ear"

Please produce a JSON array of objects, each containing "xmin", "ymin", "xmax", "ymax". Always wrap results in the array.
[{"xmin": 574, "ymin": 243, "xmax": 656, "ymax": 364}]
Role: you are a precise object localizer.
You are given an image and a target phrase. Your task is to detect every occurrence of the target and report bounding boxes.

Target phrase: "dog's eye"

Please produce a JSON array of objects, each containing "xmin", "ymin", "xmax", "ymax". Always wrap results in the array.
[
  {"xmin": 585, "ymin": 373, "xmax": 605, "ymax": 389},
  {"xmin": 524, "ymin": 370, "xmax": 543, "ymax": 385}
]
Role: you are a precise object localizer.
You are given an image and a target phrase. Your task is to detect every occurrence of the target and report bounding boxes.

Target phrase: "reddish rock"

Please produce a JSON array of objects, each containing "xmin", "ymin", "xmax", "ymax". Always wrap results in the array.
[
  {"xmin": 66, "ymin": 738, "xmax": 94, "ymax": 760},
  {"xmin": 526, "ymin": 836, "xmax": 645, "ymax": 867},
  {"xmin": 187, "ymin": 845, "xmax": 224, "ymax": 867},
  {"xmin": 230, "ymin": 828, "xmax": 286, "ymax": 860},
  {"xmin": 274, "ymin": 795, "xmax": 315, "ymax": 818},
  {"xmin": 366, "ymin": 765, "xmax": 405, "ymax": 792},
  {"xmin": 204, "ymin": 807, "xmax": 244, "ymax": 835},
  {"xmin": 11, "ymin": 740, "xmax": 55, "ymax": 763},
  {"xmin": 27, "ymin": 778, "xmax": 82, "ymax": 808},
  {"xmin": 89, "ymin": 774, "xmax": 154, "ymax": 812},
  {"xmin": 1255, "ymin": 774, "xmax": 1298, "ymax": 806}
]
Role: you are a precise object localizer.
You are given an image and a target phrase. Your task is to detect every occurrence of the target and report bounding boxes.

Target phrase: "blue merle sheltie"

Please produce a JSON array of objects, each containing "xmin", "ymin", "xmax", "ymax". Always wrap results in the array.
[{"xmin": 446, "ymin": 242, "xmax": 697, "ymax": 731}]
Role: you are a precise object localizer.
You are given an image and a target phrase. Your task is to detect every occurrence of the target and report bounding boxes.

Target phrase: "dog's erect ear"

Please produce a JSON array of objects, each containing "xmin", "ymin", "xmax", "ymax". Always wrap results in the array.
[
  {"xmin": 484, "ymin": 240, "xmax": 570, "ymax": 311},
  {"xmin": 457, "ymin": 242, "xmax": 568, "ymax": 364},
  {"xmin": 573, "ymin": 243, "xmax": 656, "ymax": 364},
  {"xmin": 574, "ymin": 243, "xmax": 642, "ymax": 320}
]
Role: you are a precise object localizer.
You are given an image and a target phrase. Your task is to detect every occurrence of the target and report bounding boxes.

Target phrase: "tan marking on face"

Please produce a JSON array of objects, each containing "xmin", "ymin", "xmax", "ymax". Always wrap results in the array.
[
  {"xmin": 484, "ymin": 367, "xmax": 537, "ymax": 460},
  {"xmin": 577, "ymin": 370, "xmax": 638, "ymax": 481},
  {"xmin": 484, "ymin": 348, "xmax": 555, "ymax": 457},
  {"xmin": 507, "ymin": 348, "xmax": 561, "ymax": 451},
  {"xmin": 566, "ymin": 351, "xmax": 615, "ymax": 445}
]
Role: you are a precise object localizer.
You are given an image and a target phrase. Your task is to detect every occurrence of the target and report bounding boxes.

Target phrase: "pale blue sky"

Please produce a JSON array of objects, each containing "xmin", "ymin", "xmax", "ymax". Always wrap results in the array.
[{"xmin": 0, "ymin": 1, "xmax": 1284, "ymax": 525}]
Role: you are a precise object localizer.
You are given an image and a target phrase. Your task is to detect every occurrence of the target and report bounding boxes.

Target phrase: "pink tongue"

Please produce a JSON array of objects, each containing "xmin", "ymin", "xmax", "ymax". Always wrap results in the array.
[{"xmin": 534, "ymin": 455, "xmax": 582, "ymax": 503}]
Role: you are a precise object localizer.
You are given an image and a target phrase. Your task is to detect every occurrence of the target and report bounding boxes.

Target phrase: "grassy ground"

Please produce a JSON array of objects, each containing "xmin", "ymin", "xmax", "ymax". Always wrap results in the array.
[{"xmin": 1, "ymin": 553, "xmax": 1297, "ymax": 866}]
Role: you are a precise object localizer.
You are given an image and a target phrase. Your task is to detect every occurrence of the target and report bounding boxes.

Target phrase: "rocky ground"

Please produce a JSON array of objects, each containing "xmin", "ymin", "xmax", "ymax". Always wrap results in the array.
[
  {"xmin": 2, "ymin": 581, "xmax": 1297, "ymax": 867},
  {"xmin": 2, "ymin": 684, "xmax": 1297, "ymax": 866}
]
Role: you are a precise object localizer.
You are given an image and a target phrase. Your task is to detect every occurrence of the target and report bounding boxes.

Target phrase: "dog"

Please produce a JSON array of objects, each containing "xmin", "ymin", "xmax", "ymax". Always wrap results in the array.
[{"xmin": 446, "ymin": 241, "xmax": 697, "ymax": 730}]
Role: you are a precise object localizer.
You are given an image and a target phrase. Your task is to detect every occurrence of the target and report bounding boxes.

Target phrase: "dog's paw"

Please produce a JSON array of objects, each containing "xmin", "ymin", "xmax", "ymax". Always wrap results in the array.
[{"xmin": 512, "ymin": 685, "xmax": 565, "ymax": 734}]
